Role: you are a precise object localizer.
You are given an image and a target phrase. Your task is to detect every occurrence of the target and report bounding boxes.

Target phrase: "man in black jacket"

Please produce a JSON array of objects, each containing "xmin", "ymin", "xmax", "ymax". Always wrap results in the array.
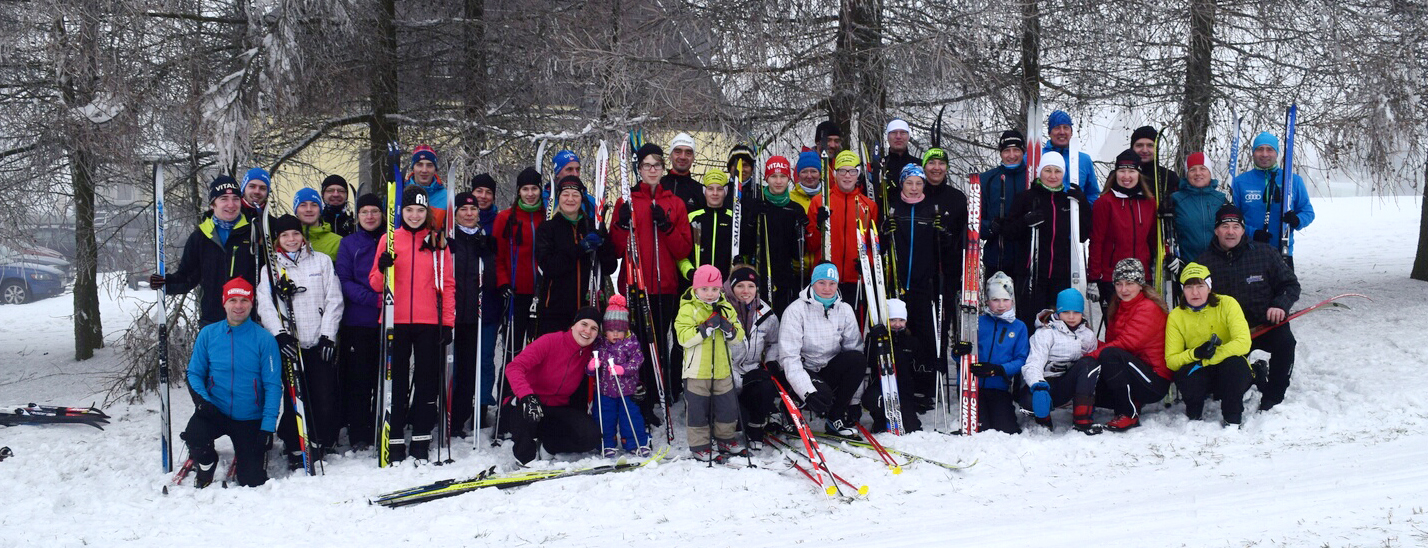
[
  {"xmin": 1195, "ymin": 204, "xmax": 1301, "ymax": 411},
  {"xmin": 149, "ymin": 176, "xmax": 258, "ymax": 326}
]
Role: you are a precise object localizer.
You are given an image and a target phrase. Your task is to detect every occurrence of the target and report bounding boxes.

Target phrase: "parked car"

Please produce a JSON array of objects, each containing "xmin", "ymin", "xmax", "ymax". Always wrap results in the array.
[
  {"xmin": 0, "ymin": 243, "xmax": 71, "ymax": 279},
  {"xmin": 0, "ymin": 260, "xmax": 65, "ymax": 304}
]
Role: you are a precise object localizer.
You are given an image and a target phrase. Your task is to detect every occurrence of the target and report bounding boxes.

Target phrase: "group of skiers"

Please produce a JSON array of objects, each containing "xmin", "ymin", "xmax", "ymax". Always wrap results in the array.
[{"xmin": 152, "ymin": 110, "xmax": 1314, "ymax": 487}]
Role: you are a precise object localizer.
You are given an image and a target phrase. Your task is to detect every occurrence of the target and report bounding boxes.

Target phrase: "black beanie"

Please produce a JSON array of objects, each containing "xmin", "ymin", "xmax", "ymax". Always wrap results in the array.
[
  {"xmin": 1115, "ymin": 149, "xmax": 1140, "ymax": 169},
  {"xmin": 998, "ymin": 130, "xmax": 1026, "ymax": 152},
  {"xmin": 470, "ymin": 173, "xmax": 496, "ymax": 194},
  {"xmin": 270, "ymin": 214, "xmax": 303, "ymax": 235},
  {"xmin": 572, "ymin": 306, "xmax": 602, "ymax": 329},
  {"xmin": 209, "ymin": 175, "xmax": 240, "ymax": 202},
  {"xmin": 1131, "ymin": 126, "xmax": 1158, "ymax": 145},
  {"xmin": 1215, "ymin": 204, "xmax": 1245, "ymax": 227},
  {"xmin": 557, "ymin": 175, "xmax": 584, "ymax": 195},
  {"xmin": 321, "ymin": 174, "xmax": 348, "ymax": 193},
  {"xmin": 728, "ymin": 265, "xmax": 759, "ymax": 287},
  {"xmin": 635, "ymin": 143, "xmax": 664, "ymax": 166},
  {"xmin": 815, "ymin": 120, "xmax": 842, "ymax": 142},
  {"xmin": 727, "ymin": 145, "xmax": 755, "ymax": 172},
  {"xmin": 402, "ymin": 184, "xmax": 429, "ymax": 209},
  {"xmin": 454, "ymin": 191, "xmax": 477, "ymax": 209},
  {"xmin": 516, "ymin": 167, "xmax": 542, "ymax": 189},
  {"xmin": 356, "ymin": 193, "xmax": 382, "ymax": 212}
]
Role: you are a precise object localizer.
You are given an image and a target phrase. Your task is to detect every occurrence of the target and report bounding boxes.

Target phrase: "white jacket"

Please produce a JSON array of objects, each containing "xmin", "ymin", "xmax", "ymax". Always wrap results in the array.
[
  {"xmin": 1022, "ymin": 310, "xmax": 1097, "ymax": 386},
  {"xmin": 778, "ymin": 285, "xmax": 863, "ymax": 398},
  {"xmin": 730, "ymin": 300, "xmax": 780, "ymax": 390},
  {"xmin": 257, "ymin": 246, "xmax": 345, "ymax": 348}
]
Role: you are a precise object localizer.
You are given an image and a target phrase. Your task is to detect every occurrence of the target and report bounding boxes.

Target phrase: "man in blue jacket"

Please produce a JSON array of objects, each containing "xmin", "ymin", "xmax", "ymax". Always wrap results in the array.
[
  {"xmin": 980, "ymin": 129, "xmax": 1030, "ymax": 279},
  {"xmin": 1231, "ymin": 131, "xmax": 1315, "ymax": 268},
  {"xmin": 181, "ymin": 277, "xmax": 282, "ymax": 487},
  {"xmin": 1045, "ymin": 110, "xmax": 1101, "ymax": 203}
]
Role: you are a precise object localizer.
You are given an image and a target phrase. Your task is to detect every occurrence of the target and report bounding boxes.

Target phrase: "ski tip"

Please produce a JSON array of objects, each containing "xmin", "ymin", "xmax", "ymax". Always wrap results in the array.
[
  {"xmin": 891, "ymin": 466, "xmax": 903, "ymax": 475},
  {"xmin": 824, "ymin": 486, "xmax": 839, "ymax": 497},
  {"xmin": 856, "ymin": 485, "xmax": 870, "ymax": 496}
]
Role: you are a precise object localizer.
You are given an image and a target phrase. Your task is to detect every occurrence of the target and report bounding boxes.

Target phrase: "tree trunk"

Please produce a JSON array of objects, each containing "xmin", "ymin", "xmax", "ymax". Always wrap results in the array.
[
  {"xmin": 368, "ymin": 0, "xmax": 400, "ymax": 197},
  {"xmin": 1411, "ymin": 160, "xmax": 1428, "ymax": 281},
  {"xmin": 71, "ymin": 144, "xmax": 103, "ymax": 360},
  {"xmin": 1019, "ymin": 0, "xmax": 1041, "ymax": 132},
  {"xmin": 461, "ymin": 0, "xmax": 487, "ymax": 169},
  {"xmin": 1176, "ymin": 0, "xmax": 1216, "ymax": 168},
  {"xmin": 834, "ymin": 0, "xmax": 881, "ymax": 150}
]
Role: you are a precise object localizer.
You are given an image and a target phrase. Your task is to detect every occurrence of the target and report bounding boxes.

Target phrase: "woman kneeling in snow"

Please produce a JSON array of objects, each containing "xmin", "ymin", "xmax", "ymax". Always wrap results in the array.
[
  {"xmin": 502, "ymin": 307, "xmax": 604, "ymax": 465},
  {"xmin": 1085, "ymin": 258, "xmax": 1171, "ymax": 432},
  {"xmin": 1165, "ymin": 263, "xmax": 1254, "ymax": 427}
]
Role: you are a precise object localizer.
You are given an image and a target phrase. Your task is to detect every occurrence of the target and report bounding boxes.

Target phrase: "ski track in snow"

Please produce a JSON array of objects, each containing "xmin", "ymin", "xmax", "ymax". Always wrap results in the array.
[{"xmin": 1, "ymin": 196, "xmax": 1426, "ymax": 547}]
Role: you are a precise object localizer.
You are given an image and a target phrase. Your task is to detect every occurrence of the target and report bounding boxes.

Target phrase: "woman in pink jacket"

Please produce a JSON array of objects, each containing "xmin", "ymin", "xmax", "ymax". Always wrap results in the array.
[
  {"xmin": 502, "ymin": 306, "xmax": 604, "ymax": 465},
  {"xmin": 368, "ymin": 185, "xmax": 454, "ymax": 463}
]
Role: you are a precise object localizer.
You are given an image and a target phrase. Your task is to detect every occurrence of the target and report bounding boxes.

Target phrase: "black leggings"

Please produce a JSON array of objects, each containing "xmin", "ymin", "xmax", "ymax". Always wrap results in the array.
[
  {"xmin": 1175, "ymin": 355, "xmax": 1253, "ymax": 424},
  {"xmin": 1096, "ymin": 347, "xmax": 1170, "ymax": 418}
]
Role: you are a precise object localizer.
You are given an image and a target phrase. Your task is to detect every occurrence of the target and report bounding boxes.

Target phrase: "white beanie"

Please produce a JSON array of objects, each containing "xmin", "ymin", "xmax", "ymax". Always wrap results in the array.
[
  {"xmin": 886, "ymin": 298, "xmax": 908, "ymax": 320},
  {"xmin": 670, "ymin": 132, "xmax": 696, "ymax": 152},
  {"xmin": 986, "ymin": 271, "xmax": 1015, "ymax": 301},
  {"xmin": 1038, "ymin": 151, "xmax": 1066, "ymax": 178},
  {"xmin": 885, "ymin": 118, "xmax": 911, "ymax": 136}
]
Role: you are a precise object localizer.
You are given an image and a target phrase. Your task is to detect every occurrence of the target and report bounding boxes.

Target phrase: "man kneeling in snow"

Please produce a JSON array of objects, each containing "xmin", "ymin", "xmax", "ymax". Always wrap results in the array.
[{"xmin": 181, "ymin": 277, "xmax": 283, "ymax": 487}]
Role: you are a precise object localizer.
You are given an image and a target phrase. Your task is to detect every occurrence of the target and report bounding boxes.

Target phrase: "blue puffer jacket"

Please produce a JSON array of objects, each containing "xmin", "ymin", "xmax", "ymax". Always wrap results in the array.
[
  {"xmin": 977, "ymin": 308, "xmax": 1029, "ymax": 392},
  {"xmin": 1231, "ymin": 167, "xmax": 1315, "ymax": 255},
  {"xmin": 188, "ymin": 318, "xmax": 283, "ymax": 431},
  {"xmin": 1042, "ymin": 143, "xmax": 1101, "ymax": 204},
  {"xmin": 336, "ymin": 228, "xmax": 382, "ymax": 328},
  {"xmin": 1171, "ymin": 179, "xmax": 1229, "ymax": 262},
  {"xmin": 979, "ymin": 163, "xmax": 1029, "ymax": 276}
]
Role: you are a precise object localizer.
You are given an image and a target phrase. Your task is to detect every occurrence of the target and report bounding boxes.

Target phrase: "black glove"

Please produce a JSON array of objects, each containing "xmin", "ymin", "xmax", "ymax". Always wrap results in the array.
[
  {"xmin": 377, "ymin": 251, "xmax": 395, "ymax": 270},
  {"xmin": 580, "ymin": 231, "xmax": 603, "ymax": 253},
  {"xmin": 276, "ymin": 333, "xmax": 300, "ymax": 362},
  {"xmin": 1157, "ymin": 201, "xmax": 1176, "ymax": 219},
  {"xmin": 880, "ymin": 216, "xmax": 898, "ymax": 236},
  {"xmin": 816, "ymin": 207, "xmax": 831, "ymax": 226},
  {"xmin": 1022, "ymin": 209, "xmax": 1045, "ymax": 228},
  {"xmin": 148, "ymin": 273, "xmax": 166, "ymax": 290},
  {"xmin": 497, "ymin": 284, "xmax": 513, "ymax": 301},
  {"xmin": 715, "ymin": 314, "xmax": 737, "ymax": 339},
  {"xmin": 951, "ymin": 341, "xmax": 973, "ymax": 357},
  {"xmin": 803, "ymin": 388, "xmax": 834, "ymax": 415},
  {"xmin": 615, "ymin": 202, "xmax": 633, "ymax": 230},
  {"xmin": 984, "ymin": 217, "xmax": 1004, "ymax": 239},
  {"xmin": 795, "ymin": 214, "xmax": 810, "ymax": 231},
  {"xmin": 970, "ymin": 362, "xmax": 1005, "ymax": 378},
  {"xmin": 316, "ymin": 336, "xmax": 336, "ymax": 364},
  {"xmin": 195, "ymin": 398, "xmax": 222, "ymax": 420},
  {"xmin": 1193, "ymin": 335, "xmax": 1221, "ymax": 361},
  {"xmin": 1253, "ymin": 229, "xmax": 1272, "ymax": 243},
  {"xmin": 261, "ymin": 431, "xmax": 274, "ymax": 451},
  {"xmin": 472, "ymin": 232, "xmax": 493, "ymax": 253},
  {"xmin": 698, "ymin": 316, "xmax": 720, "ymax": 338},
  {"xmin": 441, "ymin": 326, "xmax": 453, "ymax": 346},
  {"xmin": 650, "ymin": 204, "xmax": 672, "ymax": 233},
  {"xmin": 274, "ymin": 276, "xmax": 299, "ymax": 300},
  {"xmin": 1283, "ymin": 210, "xmax": 1301, "ymax": 229},
  {"xmin": 520, "ymin": 394, "xmax": 544, "ymax": 423}
]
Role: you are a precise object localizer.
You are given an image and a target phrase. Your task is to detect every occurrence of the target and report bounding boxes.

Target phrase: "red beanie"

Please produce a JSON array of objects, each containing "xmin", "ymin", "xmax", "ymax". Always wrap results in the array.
[
  {"xmin": 222, "ymin": 277, "xmax": 254, "ymax": 302},
  {"xmin": 765, "ymin": 156, "xmax": 791, "ymax": 178},
  {"xmin": 1186, "ymin": 152, "xmax": 1205, "ymax": 170}
]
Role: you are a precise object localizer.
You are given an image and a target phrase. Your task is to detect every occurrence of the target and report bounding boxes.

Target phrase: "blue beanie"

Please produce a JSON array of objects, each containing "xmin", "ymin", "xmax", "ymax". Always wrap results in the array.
[
  {"xmin": 796, "ymin": 150, "xmax": 822, "ymax": 173},
  {"xmin": 810, "ymin": 262, "xmax": 838, "ymax": 285},
  {"xmin": 899, "ymin": 163, "xmax": 925, "ymax": 184},
  {"xmin": 1251, "ymin": 131, "xmax": 1279, "ymax": 154},
  {"xmin": 1055, "ymin": 288, "xmax": 1085, "ymax": 314},
  {"xmin": 243, "ymin": 167, "xmax": 270, "ymax": 188},
  {"xmin": 552, "ymin": 150, "xmax": 580, "ymax": 175},
  {"xmin": 1048, "ymin": 110, "xmax": 1073, "ymax": 131},
  {"xmin": 292, "ymin": 187, "xmax": 321, "ymax": 210}
]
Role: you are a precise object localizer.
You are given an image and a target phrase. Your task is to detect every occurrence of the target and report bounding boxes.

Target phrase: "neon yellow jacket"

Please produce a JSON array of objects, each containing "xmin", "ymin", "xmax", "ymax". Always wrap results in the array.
[
  {"xmin": 1164, "ymin": 294, "xmax": 1252, "ymax": 372},
  {"xmin": 675, "ymin": 290, "xmax": 745, "ymax": 380}
]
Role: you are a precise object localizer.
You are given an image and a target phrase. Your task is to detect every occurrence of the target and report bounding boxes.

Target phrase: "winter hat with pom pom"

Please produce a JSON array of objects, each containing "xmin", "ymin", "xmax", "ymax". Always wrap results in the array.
[{"xmin": 603, "ymin": 294, "xmax": 629, "ymax": 333}]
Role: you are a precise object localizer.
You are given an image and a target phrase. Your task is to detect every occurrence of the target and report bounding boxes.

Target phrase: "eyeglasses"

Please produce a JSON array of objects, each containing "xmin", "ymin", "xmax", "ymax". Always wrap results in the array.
[
  {"xmin": 835, "ymin": 168, "xmax": 859, "ymax": 175},
  {"xmin": 640, "ymin": 163, "xmax": 664, "ymax": 170}
]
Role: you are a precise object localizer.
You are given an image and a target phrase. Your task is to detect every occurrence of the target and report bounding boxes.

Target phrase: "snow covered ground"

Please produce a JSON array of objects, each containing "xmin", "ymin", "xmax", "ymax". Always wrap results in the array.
[{"xmin": 1, "ymin": 196, "xmax": 1425, "ymax": 547}]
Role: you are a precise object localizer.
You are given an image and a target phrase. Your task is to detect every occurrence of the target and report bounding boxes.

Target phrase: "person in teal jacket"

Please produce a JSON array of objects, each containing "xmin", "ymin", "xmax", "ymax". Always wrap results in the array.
[
  {"xmin": 1172, "ymin": 152, "xmax": 1230, "ymax": 264},
  {"xmin": 1231, "ymin": 132, "xmax": 1315, "ymax": 265},
  {"xmin": 181, "ymin": 277, "xmax": 283, "ymax": 488},
  {"xmin": 971, "ymin": 271, "xmax": 1029, "ymax": 434}
]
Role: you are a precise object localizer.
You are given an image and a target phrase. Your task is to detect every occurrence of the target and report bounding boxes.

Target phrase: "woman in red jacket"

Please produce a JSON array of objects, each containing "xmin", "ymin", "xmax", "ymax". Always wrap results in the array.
[
  {"xmin": 502, "ymin": 306, "xmax": 604, "ymax": 465},
  {"xmin": 494, "ymin": 167, "xmax": 545, "ymax": 351},
  {"xmin": 1089, "ymin": 150, "xmax": 1159, "ymax": 307},
  {"xmin": 368, "ymin": 185, "xmax": 455, "ymax": 462},
  {"xmin": 1086, "ymin": 258, "xmax": 1170, "ymax": 432}
]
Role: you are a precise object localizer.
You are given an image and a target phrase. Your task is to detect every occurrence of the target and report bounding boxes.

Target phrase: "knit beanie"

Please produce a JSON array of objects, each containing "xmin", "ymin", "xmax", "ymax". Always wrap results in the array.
[
  {"xmin": 402, "ymin": 184, "xmax": 429, "ymax": 210},
  {"xmin": 669, "ymin": 133, "xmax": 696, "ymax": 152},
  {"xmin": 1056, "ymin": 288, "xmax": 1085, "ymax": 314},
  {"xmin": 923, "ymin": 148, "xmax": 948, "ymax": 165},
  {"xmin": 834, "ymin": 150, "xmax": 860, "ymax": 170},
  {"xmin": 1179, "ymin": 262, "xmax": 1212, "ymax": 287},
  {"xmin": 1186, "ymin": 152, "xmax": 1206, "ymax": 170},
  {"xmin": 900, "ymin": 164, "xmax": 925, "ymax": 184},
  {"xmin": 454, "ymin": 191, "xmax": 477, "ymax": 210},
  {"xmin": 292, "ymin": 187, "xmax": 321, "ymax": 211},
  {"xmin": 242, "ymin": 168, "xmax": 270, "ymax": 189},
  {"xmin": 998, "ymin": 130, "xmax": 1027, "ymax": 152},
  {"xmin": 1039, "ymin": 151, "xmax": 1066, "ymax": 178},
  {"xmin": 986, "ymin": 271, "xmax": 1015, "ymax": 301},
  {"xmin": 796, "ymin": 151, "xmax": 822, "ymax": 173},
  {"xmin": 411, "ymin": 144, "xmax": 438, "ymax": 168},
  {"xmin": 815, "ymin": 120, "xmax": 842, "ymax": 142},
  {"xmin": 702, "ymin": 169, "xmax": 730, "ymax": 187},
  {"xmin": 810, "ymin": 262, "xmax": 838, "ymax": 285},
  {"xmin": 635, "ymin": 143, "xmax": 664, "ymax": 166},
  {"xmin": 270, "ymin": 214, "xmax": 303, "ymax": 236},
  {"xmin": 603, "ymin": 294, "xmax": 630, "ymax": 332},
  {"xmin": 1047, "ymin": 110, "xmax": 1073, "ymax": 130},
  {"xmin": 572, "ymin": 306, "xmax": 602, "ymax": 329},
  {"xmin": 1115, "ymin": 149, "xmax": 1140, "ymax": 170},
  {"xmin": 470, "ymin": 173, "xmax": 497, "ymax": 194},
  {"xmin": 692, "ymin": 264, "xmax": 723, "ymax": 289},
  {"xmin": 516, "ymin": 167, "xmax": 542, "ymax": 190},
  {"xmin": 551, "ymin": 150, "xmax": 580, "ymax": 175},
  {"xmin": 885, "ymin": 118, "xmax": 910, "ymax": 136},
  {"xmin": 321, "ymin": 174, "xmax": 348, "ymax": 193},
  {"xmin": 1113, "ymin": 258, "xmax": 1146, "ymax": 285},
  {"xmin": 728, "ymin": 266, "xmax": 759, "ymax": 288},
  {"xmin": 557, "ymin": 175, "xmax": 584, "ymax": 195},
  {"xmin": 209, "ymin": 175, "xmax": 240, "ymax": 202},
  {"xmin": 222, "ymin": 277, "xmax": 254, "ymax": 302},
  {"xmin": 356, "ymin": 193, "xmax": 382, "ymax": 212},
  {"xmin": 1131, "ymin": 126, "xmax": 1158, "ymax": 145},
  {"xmin": 727, "ymin": 145, "xmax": 755, "ymax": 173},
  {"xmin": 886, "ymin": 298, "xmax": 908, "ymax": 320},
  {"xmin": 1251, "ymin": 131, "xmax": 1279, "ymax": 154},
  {"xmin": 1214, "ymin": 204, "xmax": 1245, "ymax": 227},
  {"xmin": 765, "ymin": 156, "xmax": 791, "ymax": 177}
]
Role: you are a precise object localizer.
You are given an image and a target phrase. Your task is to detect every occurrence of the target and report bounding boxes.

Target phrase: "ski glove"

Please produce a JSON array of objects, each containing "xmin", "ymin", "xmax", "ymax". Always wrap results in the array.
[
  {"xmin": 650, "ymin": 204, "xmax": 673, "ymax": 233},
  {"xmin": 1283, "ymin": 210, "xmax": 1301, "ymax": 229},
  {"xmin": 816, "ymin": 207, "xmax": 831, "ymax": 226},
  {"xmin": 1086, "ymin": 283, "xmax": 1102, "ymax": 303},
  {"xmin": 195, "ymin": 397, "xmax": 222, "ymax": 420},
  {"xmin": 1192, "ymin": 334, "xmax": 1221, "ymax": 361},
  {"xmin": 497, "ymin": 284, "xmax": 513, "ymax": 301},
  {"xmin": 970, "ymin": 362, "xmax": 1005, "ymax": 378},
  {"xmin": 1253, "ymin": 229, "xmax": 1273, "ymax": 243},
  {"xmin": 715, "ymin": 314, "xmax": 737, "ymax": 339},
  {"xmin": 377, "ymin": 251, "xmax": 396, "ymax": 270},
  {"xmin": 520, "ymin": 395, "xmax": 544, "ymax": 423},
  {"xmin": 609, "ymin": 364, "xmax": 625, "ymax": 376},
  {"xmin": 1031, "ymin": 381, "xmax": 1052, "ymax": 418},
  {"xmin": 699, "ymin": 316, "xmax": 720, "ymax": 338},
  {"xmin": 880, "ymin": 216, "xmax": 898, "ymax": 236},
  {"xmin": 580, "ymin": 231, "xmax": 603, "ymax": 253},
  {"xmin": 275, "ymin": 333, "xmax": 301, "ymax": 362},
  {"xmin": 440, "ymin": 326, "xmax": 453, "ymax": 347},
  {"xmin": 803, "ymin": 388, "xmax": 834, "ymax": 416},
  {"xmin": 147, "ymin": 273, "xmax": 166, "ymax": 291},
  {"xmin": 1164, "ymin": 257, "xmax": 1184, "ymax": 278},
  {"xmin": 984, "ymin": 217, "xmax": 1005, "ymax": 239},
  {"xmin": 316, "ymin": 336, "xmax": 336, "ymax": 365},
  {"xmin": 1022, "ymin": 210, "xmax": 1045, "ymax": 228},
  {"xmin": 951, "ymin": 341, "xmax": 973, "ymax": 357},
  {"xmin": 615, "ymin": 202, "xmax": 633, "ymax": 230}
]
